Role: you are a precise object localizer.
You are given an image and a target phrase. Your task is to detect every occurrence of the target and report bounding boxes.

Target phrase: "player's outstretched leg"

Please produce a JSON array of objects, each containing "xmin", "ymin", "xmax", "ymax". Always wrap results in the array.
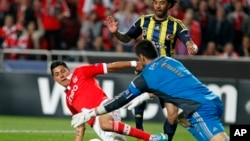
[
  {"xmin": 134, "ymin": 101, "xmax": 146, "ymax": 130},
  {"xmin": 149, "ymin": 133, "xmax": 168, "ymax": 141}
]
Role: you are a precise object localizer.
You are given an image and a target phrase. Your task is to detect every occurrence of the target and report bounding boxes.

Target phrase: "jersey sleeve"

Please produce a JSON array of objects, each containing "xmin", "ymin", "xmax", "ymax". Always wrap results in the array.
[
  {"xmin": 176, "ymin": 21, "xmax": 192, "ymax": 44},
  {"xmin": 126, "ymin": 17, "xmax": 143, "ymax": 39},
  {"xmin": 77, "ymin": 63, "xmax": 106, "ymax": 78},
  {"xmin": 123, "ymin": 75, "xmax": 148, "ymax": 98}
]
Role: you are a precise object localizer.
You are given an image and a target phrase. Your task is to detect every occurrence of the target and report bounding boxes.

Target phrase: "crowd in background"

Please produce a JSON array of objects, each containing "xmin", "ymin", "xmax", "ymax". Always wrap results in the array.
[{"xmin": 0, "ymin": 0, "xmax": 250, "ymax": 60}]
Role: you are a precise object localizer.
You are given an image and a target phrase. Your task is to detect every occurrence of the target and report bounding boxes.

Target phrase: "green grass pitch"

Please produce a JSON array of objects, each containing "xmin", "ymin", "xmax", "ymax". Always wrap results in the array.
[{"xmin": 0, "ymin": 115, "xmax": 229, "ymax": 141}]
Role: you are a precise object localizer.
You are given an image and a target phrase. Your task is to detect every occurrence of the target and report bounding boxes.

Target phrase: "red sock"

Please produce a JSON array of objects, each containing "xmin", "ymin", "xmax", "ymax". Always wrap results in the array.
[{"xmin": 112, "ymin": 121, "xmax": 151, "ymax": 141}]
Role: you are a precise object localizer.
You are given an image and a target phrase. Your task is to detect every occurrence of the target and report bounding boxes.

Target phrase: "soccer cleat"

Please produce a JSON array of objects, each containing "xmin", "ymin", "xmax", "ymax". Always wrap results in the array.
[{"xmin": 149, "ymin": 133, "xmax": 168, "ymax": 141}]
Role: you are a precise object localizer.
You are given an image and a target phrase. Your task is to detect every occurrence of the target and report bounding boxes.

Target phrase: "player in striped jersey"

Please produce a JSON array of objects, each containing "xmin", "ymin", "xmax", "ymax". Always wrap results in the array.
[{"xmin": 105, "ymin": 0, "xmax": 198, "ymax": 140}]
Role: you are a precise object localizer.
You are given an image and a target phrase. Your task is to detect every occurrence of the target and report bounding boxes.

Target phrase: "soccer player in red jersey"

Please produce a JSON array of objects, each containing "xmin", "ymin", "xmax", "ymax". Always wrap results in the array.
[{"xmin": 50, "ymin": 60, "xmax": 168, "ymax": 141}]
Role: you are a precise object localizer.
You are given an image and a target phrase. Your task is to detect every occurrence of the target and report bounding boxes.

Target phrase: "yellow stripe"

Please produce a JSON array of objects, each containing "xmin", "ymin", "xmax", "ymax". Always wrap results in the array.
[
  {"xmin": 159, "ymin": 20, "xmax": 168, "ymax": 56},
  {"xmin": 140, "ymin": 16, "xmax": 145, "ymax": 39},
  {"xmin": 170, "ymin": 22, "xmax": 177, "ymax": 57},
  {"xmin": 146, "ymin": 17, "xmax": 155, "ymax": 41}
]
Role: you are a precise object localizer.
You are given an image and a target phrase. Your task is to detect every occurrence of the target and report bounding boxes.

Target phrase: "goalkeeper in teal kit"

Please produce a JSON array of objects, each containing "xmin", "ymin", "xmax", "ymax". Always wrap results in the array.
[{"xmin": 71, "ymin": 40, "xmax": 230, "ymax": 141}]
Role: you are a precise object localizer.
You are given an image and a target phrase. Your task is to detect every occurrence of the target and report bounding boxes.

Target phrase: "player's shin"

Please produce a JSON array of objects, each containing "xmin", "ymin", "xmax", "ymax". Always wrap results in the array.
[
  {"xmin": 134, "ymin": 101, "xmax": 146, "ymax": 130},
  {"xmin": 163, "ymin": 119, "xmax": 177, "ymax": 141},
  {"xmin": 112, "ymin": 121, "xmax": 151, "ymax": 141}
]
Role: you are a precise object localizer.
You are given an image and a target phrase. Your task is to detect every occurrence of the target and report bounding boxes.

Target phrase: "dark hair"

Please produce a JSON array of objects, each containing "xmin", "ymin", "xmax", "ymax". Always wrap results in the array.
[
  {"xmin": 135, "ymin": 40, "xmax": 158, "ymax": 59},
  {"xmin": 50, "ymin": 60, "xmax": 69, "ymax": 76}
]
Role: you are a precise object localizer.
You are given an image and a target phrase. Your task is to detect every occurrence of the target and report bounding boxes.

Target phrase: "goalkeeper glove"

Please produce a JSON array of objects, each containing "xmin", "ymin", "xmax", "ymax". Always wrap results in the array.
[{"xmin": 71, "ymin": 108, "xmax": 96, "ymax": 128}]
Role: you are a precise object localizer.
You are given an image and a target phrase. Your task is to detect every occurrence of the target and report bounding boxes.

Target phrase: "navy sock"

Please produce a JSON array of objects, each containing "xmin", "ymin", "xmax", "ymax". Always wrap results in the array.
[
  {"xmin": 134, "ymin": 101, "xmax": 146, "ymax": 130},
  {"xmin": 163, "ymin": 119, "xmax": 178, "ymax": 141}
]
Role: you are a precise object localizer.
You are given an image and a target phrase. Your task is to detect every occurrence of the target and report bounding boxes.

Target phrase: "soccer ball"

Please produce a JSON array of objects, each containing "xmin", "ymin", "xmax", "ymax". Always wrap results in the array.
[{"xmin": 89, "ymin": 138, "xmax": 102, "ymax": 141}]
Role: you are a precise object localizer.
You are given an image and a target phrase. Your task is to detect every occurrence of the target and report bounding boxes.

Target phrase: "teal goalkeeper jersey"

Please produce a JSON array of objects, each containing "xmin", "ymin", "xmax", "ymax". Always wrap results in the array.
[{"xmin": 127, "ymin": 56, "xmax": 221, "ymax": 117}]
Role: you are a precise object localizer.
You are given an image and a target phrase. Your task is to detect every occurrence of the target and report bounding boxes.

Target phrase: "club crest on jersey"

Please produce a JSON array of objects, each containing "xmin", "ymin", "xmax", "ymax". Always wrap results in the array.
[
  {"xmin": 154, "ymin": 25, "xmax": 160, "ymax": 30},
  {"xmin": 166, "ymin": 34, "xmax": 172, "ymax": 40},
  {"xmin": 142, "ymin": 29, "xmax": 147, "ymax": 36},
  {"xmin": 73, "ymin": 76, "xmax": 78, "ymax": 83}
]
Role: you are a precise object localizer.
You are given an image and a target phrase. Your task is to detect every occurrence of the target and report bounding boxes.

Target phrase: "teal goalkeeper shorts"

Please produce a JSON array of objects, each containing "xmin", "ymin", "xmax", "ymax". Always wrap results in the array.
[{"xmin": 185, "ymin": 97, "xmax": 226, "ymax": 141}]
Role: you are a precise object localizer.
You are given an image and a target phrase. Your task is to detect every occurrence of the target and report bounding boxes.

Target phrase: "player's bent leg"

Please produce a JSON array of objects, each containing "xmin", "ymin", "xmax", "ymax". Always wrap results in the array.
[
  {"xmin": 134, "ymin": 101, "xmax": 146, "ymax": 130},
  {"xmin": 97, "ymin": 111, "xmax": 126, "ymax": 141},
  {"xmin": 165, "ymin": 103, "xmax": 178, "ymax": 124},
  {"xmin": 163, "ymin": 102, "xmax": 178, "ymax": 141}
]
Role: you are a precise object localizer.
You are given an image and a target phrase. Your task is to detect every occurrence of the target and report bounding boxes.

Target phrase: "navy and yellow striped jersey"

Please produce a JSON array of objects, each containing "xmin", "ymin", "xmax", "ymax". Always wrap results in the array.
[{"xmin": 126, "ymin": 14, "xmax": 191, "ymax": 57}]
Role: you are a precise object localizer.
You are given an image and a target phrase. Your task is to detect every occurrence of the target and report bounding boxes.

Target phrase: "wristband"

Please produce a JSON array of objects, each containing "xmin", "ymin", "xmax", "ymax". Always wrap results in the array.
[
  {"xmin": 96, "ymin": 105, "xmax": 107, "ymax": 115},
  {"xmin": 130, "ymin": 61, "xmax": 137, "ymax": 67},
  {"xmin": 89, "ymin": 109, "xmax": 97, "ymax": 117},
  {"xmin": 141, "ymin": 92, "xmax": 150, "ymax": 101}
]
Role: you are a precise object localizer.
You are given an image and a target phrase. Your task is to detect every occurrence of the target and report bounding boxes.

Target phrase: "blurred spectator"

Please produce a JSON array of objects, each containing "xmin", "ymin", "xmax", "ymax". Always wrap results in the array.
[
  {"xmin": 100, "ymin": 8, "xmax": 113, "ymax": 51},
  {"xmin": 0, "ymin": 0, "xmax": 13, "ymax": 26},
  {"xmin": 132, "ymin": 0, "xmax": 150, "ymax": 15},
  {"xmin": 0, "ymin": 0, "xmax": 249, "ymax": 59},
  {"xmin": 227, "ymin": 1, "xmax": 250, "ymax": 51},
  {"xmin": 2, "ymin": 23, "xmax": 29, "ymax": 59},
  {"xmin": 176, "ymin": 8, "xmax": 201, "ymax": 55},
  {"xmin": 0, "ymin": 14, "xmax": 16, "ymax": 44},
  {"xmin": 194, "ymin": 0, "xmax": 213, "ymax": 52},
  {"xmin": 207, "ymin": 0, "xmax": 218, "ymax": 16},
  {"xmin": 40, "ymin": 0, "xmax": 70, "ymax": 50},
  {"xmin": 114, "ymin": 0, "xmax": 139, "ymax": 52},
  {"xmin": 207, "ymin": 5, "xmax": 234, "ymax": 53},
  {"xmin": 168, "ymin": 2, "xmax": 185, "ymax": 20},
  {"xmin": 33, "ymin": 0, "xmax": 41, "ymax": 17},
  {"xmin": 11, "ymin": 0, "xmax": 36, "ymax": 27},
  {"xmin": 185, "ymin": 0, "xmax": 199, "ymax": 12},
  {"xmin": 23, "ymin": 18, "xmax": 44, "ymax": 50},
  {"xmin": 80, "ymin": 11, "xmax": 102, "ymax": 43},
  {"xmin": 219, "ymin": 0, "xmax": 231, "ymax": 11},
  {"xmin": 224, "ymin": 0, "xmax": 250, "ymax": 14},
  {"xmin": 81, "ymin": 0, "xmax": 113, "ymax": 18},
  {"xmin": 112, "ymin": 0, "xmax": 124, "ymax": 14},
  {"xmin": 60, "ymin": 0, "xmax": 81, "ymax": 50},
  {"xmin": 65, "ymin": 37, "xmax": 90, "ymax": 62},
  {"xmin": 113, "ymin": 42, "xmax": 124, "ymax": 53},
  {"xmin": 202, "ymin": 41, "xmax": 220, "ymax": 56},
  {"xmin": 220, "ymin": 42, "xmax": 239, "ymax": 58},
  {"xmin": 90, "ymin": 36, "xmax": 105, "ymax": 51},
  {"xmin": 91, "ymin": 0, "xmax": 109, "ymax": 21},
  {"xmin": 238, "ymin": 35, "xmax": 250, "ymax": 57}
]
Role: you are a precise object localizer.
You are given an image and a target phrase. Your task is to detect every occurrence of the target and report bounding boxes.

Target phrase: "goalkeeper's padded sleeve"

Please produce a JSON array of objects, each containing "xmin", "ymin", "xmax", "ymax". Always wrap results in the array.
[{"xmin": 102, "ymin": 92, "xmax": 134, "ymax": 114}]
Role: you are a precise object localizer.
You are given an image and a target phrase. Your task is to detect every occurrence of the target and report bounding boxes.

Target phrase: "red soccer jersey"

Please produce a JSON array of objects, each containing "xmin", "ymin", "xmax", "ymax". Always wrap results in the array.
[{"xmin": 65, "ymin": 63, "xmax": 108, "ymax": 126}]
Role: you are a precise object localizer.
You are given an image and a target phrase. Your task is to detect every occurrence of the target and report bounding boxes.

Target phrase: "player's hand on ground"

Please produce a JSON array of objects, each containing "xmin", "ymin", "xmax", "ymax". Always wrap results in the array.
[
  {"xmin": 71, "ymin": 108, "xmax": 96, "ymax": 128},
  {"xmin": 104, "ymin": 16, "xmax": 118, "ymax": 33},
  {"xmin": 123, "ymin": 92, "xmax": 150, "ymax": 110}
]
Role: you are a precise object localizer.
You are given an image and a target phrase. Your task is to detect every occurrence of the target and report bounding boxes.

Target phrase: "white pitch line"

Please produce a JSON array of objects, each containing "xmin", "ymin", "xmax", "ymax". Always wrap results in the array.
[{"xmin": 0, "ymin": 130, "xmax": 95, "ymax": 134}]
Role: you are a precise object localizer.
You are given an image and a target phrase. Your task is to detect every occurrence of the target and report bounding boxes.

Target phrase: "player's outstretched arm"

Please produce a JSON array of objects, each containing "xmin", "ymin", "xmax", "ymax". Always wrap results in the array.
[{"xmin": 106, "ymin": 61, "xmax": 142, "ymax": 72}]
